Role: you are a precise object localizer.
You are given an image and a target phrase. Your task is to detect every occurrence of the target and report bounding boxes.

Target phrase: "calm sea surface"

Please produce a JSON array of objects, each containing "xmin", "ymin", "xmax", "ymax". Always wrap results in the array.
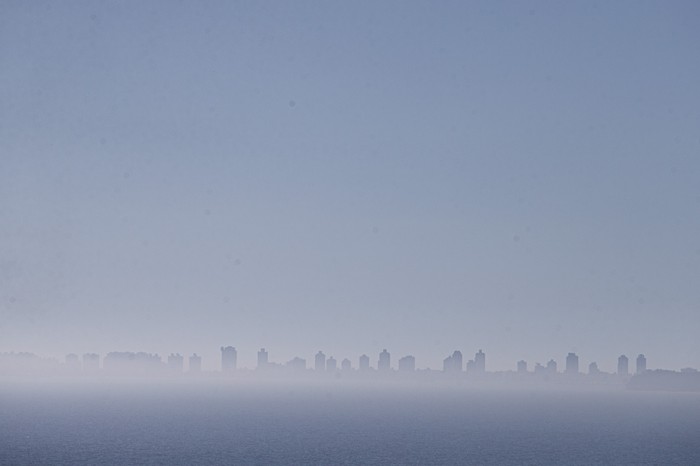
[{"xmin": 1, "ymin": 379, "xmax": 699, "ymax": 465}]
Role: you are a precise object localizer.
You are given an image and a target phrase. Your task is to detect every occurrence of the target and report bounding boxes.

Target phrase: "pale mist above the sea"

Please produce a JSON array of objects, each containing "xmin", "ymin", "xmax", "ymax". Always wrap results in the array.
[{"xmin": 1, "ymin": 379, "xmax": 699, "ymax": 465}]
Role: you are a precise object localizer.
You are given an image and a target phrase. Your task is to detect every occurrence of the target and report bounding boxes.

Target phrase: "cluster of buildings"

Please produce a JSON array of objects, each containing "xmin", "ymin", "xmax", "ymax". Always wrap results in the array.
[
  {"xmin": 0, "ymin": 351, "xmax": 202, "ymax": 376},
  {"xmin": 219, "ymin": 347, "xmax": 488, "ymax": 375},
  {"xmin": 515, "ymin": 353, "xmax": 648, "ymax": 377},
  {"xmin": 222, "ymin": 347, "xmax": 649, "ymax": 378},
  {"xmin": 442, "ymin": 350, "xmax": 486, "ymax": 373},
  {"xmin": 4, "ymin": 348, "xmax": 698, "ymax": 391},
  {"xmin": 0, "ymin": 348, "xmax": 665, "ymax": 379}
]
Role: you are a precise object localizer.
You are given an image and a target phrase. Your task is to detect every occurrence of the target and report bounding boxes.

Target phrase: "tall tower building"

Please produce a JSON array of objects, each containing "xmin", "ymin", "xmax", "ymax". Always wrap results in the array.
[
  {"xmin": 167, "ymin": 353, "xmax": 184, "ymax": 372},
  {"xmin": 359, "ymin": 354, "xmax": 370, "ymax": 371},
  {"xmin": 398, "ymin": 355, "xmax": 416, "ymax": 372},
  {"xmin": 341, "ymin": 358, "xmax": 352, "ymax": 371},
  {"xmin": 326, "ymin": 356, "xmax": 337, "ymax": 372},
  {"xmin": 315, "ymin": 351, "xmax": 326, "ymax": 371},
  {"xmin": 378, "ymin": 349, "xmax": 391, "ymax": 372},
  {"xmin": 452, "ymin": 350, "xmax": 463, "ymax": 371},
  {"xmin": 565, "ymin": 353, "xmax": 579, "ymax": 374},
  {"xmin": 221, "ymin": 346, "xmax": 237, "ymax": 373},
  {"xmin": 257, "ymin": 348, "xmax": 269, "ymax": 369},
  {"xmin": 443, "ymin": 354, "xmax": 453, "ymax": 372},
  {"xmin": 444, "ymin": 350, "xmax": 463, "ymax": 372},
  {"xmin": 617, "ymin": 355, "xmax": 629, "ymax": 376},
  {"xmin": 517, "ymin": 360, "xmax": 528, "ymax": 373},
  {"xmin": 473, "ymin": 350, "xmax": 486, "ymax": 373},
  {"xmin": 588, "ymin": 362, "xmax": 600, "ymax": 374},
  {"xmin": 636, "ymin": 354, "xmax": 647, "ymax": 374},
  {"xmin": 286, "ymin": 357, "xmax": 306, "ymax": 371},
  {"xmin": 189, "ymin": 353, "xmax": 202, "ymax": 373},
  {"xmin": 534, "ymin": 363, "xmax": 546, "ymax": 375}
]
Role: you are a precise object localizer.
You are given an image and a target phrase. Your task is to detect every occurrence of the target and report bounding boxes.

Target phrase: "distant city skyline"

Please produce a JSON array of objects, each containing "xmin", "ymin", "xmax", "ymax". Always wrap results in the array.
[
  {"xmin": 3, "ymin": 3, "xmax": 700, "ymax": 464},
  {"xmin": 7, "ymin": 344, "xmax": 700, "ymax": 392},
  {"xmin": 2, "ymin": 345, "xmax": 681, "ymax": 376},
  {"xmin": 2, "ymin": 2, "xmax": 699, "ymax": 372}
]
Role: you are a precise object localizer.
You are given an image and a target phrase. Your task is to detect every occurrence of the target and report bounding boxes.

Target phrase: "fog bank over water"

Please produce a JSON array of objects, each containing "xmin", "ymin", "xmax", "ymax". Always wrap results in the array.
[{"xmin": 2, "ymin": 379, "xmax": 700, "ymax": 465}]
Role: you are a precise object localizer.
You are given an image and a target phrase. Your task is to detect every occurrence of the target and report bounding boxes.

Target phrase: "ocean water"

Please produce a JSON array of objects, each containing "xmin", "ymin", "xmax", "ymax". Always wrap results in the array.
[{"xmin": 1, "ymin": 379, "xmax": 699, "ymax": 465}]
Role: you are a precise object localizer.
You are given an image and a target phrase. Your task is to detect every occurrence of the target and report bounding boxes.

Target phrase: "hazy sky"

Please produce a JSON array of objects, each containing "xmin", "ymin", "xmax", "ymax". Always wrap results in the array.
[{"xmin": 2, "ymin": 1, "xmax": 699, "ymax": 371}]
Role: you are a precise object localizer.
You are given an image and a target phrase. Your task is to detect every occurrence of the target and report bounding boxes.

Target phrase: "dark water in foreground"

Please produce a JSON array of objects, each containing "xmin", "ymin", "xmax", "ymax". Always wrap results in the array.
[{"xmin": 1, "ymin": 379, "xmax": 699, "ymax": 465}]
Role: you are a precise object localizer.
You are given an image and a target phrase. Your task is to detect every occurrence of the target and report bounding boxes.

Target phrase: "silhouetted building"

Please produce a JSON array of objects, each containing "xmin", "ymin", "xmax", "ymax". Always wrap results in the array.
[
  {"xmin": 257, "ymin": 348, "xmax": 269, "ymax": 369},
  {"xmin": 221, "ymin": 346, "xmax": 237, "ymax": 373},
  {"xmin": 315, "ymin": 351, "xmax": 326, "ymax": 371},
  {"xmin": 534, "ymin": 362, "xmax": 546, "ymax": 375},
  {"xmin": 588, "ymin": 362, "xmax": 600, "ymax": 375},
  {"xmin": 378, "ymin": 349, "xmax": 391, "ymax": 372},
  {"xmin": 341, "ymin": 358, "xmax": 352, "ymax": 371},
  {"xmin": 286, "ymin": 357, "xmax": 306, "ymax": 371},
  {"xmin": 189, "ymin": 353, "xmax": 202, "ymax": 373},
  {"xmin": 327, "ymin": 356, "xmax": 337, "ymax": 372},
  {"xmin": 636, "ymin": 354, "xmax": 647, "ymax": 374},
  {"xmin": 618, "ymin": 355, "xmax": 629, "ymax": 376},
  {"xmin": 565, "ymin": 353, "xmax": 579, "ymax": 374},
  {"xmin": 466, "ymin": 359, "xmax": 475, "ymax": 372},
  {"xmin": 517, "ymin": 360, "xmax": 527, "ymax": 374},
  {"xmin": 168, "ymin": 353, "xmax": 184, "ymax": 372},
  {"xmin": 359, "ymin": 354, "xmax": 370, "ymax": 371},
  {"xmin": 398, "ymin": 355, "xmax": 416, "ymax": 372},
  {"xmin": 472, "ymin": 350, "xmax": 486, "ymax": 373},
  {"xmin": 443, "ymin": 355, "xmax": 452, "ymax": 371},
  {"xmin": 443, "ymin": 350, "xmax": 463, "ymax": 372},
  {"xmin": 452, "ymin": 350, "xmax": 463, "ymax": 371},
  {"xmin": 83, "ymin": 353, "xmax": 100, "ymax": 373},
  {"xmin": 547, "ymin": 359, "xmax": 557, "ymax": 374}
]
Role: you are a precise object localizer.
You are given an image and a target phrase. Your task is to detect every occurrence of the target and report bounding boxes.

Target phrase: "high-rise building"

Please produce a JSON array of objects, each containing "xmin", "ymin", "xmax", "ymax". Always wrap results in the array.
[
  {"xmin": 473, "ymin": 350, "xmax": 486, "ymax": 373},
  {"xmin": 443, "ymin": 350, "xmax": 463, "ymax": 372},
  {"xmin": 534, "ymin": 362, "xmax": 546, "ymax": 375},
  {"xmin": 636, "ymin": 354, "xmax": 647, "ymax": 374},
  {"xmin": 617, "ymin": 355, "xmax": 629, "ymax": 376},
  {"xmin": 167, "ymin": 353, "xmax": 184, "ymax": 372},
  {"xmin": 547, "ymin": 359, "xmax": 558, "ymax": 374},
  {"xmin": 565, "ymin": 353, "xmax": 579, "ymax": 374},
  {"xmin": 452, "ymin": 350, "xmax": 463, "ymax": 371},
  {"xmin": 588, "ymin": 362, "xmax": 600, "ymax": 375},
  {"xmin": 359, "ymin": 354, "xmax": 370, "ymax": 371},
  {"xmin": 398, "ymin": 355, "xmax": 416, "ymax": 372},
  {"xmin": 326, "ymin": 356, "xmax": 337, "ymax": 372},
  {"xmin": 341, "ymin": 358, "xmax": 352, "ymax": 371},
  {"xmin": 189, "ymin": 353, "xmax": 202, "ymax": 373},
  {"xmin": 257, "ymin": 348, "xmax": 269, "ymax": 369},
  {"xmin": 221, "ymin": 346, "xmax": 237, "ymax": 373},
  {"xmin": 443, "ymin": 355, "xmax": 453, "ymax": 372},
  {"xmin": 378, "ymin": 349, "xmax": 391, "ymax": 372},
  {"xmin": 286, "ymin": 357, "xmax": 306, "ymax": 371},
  {"xmin": 517, "ymin": 360, "xmax": 527, "ymax": 373},
  {"xmin": 315, "ymin": 351, "xmax": 326, "ymax": 371}
]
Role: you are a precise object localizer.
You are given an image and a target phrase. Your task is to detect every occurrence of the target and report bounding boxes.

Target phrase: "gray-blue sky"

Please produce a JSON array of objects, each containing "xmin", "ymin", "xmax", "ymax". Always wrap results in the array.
[{"xmin": 1, "ymin": 1, "xmax": 699, "ymax": 370}]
